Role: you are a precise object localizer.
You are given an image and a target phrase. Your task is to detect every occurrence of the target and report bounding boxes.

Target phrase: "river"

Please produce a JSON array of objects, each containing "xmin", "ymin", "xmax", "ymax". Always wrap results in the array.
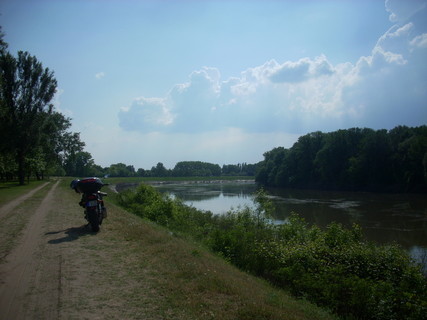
[{"xmin": 150, "ymin": 180, "xmax": 427, "ymax": 270}]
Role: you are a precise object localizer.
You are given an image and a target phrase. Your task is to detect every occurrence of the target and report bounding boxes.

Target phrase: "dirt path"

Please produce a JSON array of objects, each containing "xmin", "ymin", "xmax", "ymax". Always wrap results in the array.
[
  {"xmin": 0, "ymin": 180, "xmax": 163, "ymax": 319},
  {"xmin": 0, "ymin": 180, "xmax": 59, "ymax": 318},
  {"xmin": 0, "ymin": 182, "xmax": 50, "ymax": 220},
  {"xmin": 0, "ymin": 180, "xmax": 108, "ymax": 319}
]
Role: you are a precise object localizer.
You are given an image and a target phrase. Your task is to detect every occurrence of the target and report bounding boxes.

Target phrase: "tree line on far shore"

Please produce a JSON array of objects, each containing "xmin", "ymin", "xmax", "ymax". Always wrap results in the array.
[
  {"xmin": 255, "ymin": 126, "xmax": 427, "ymax": 192},
  {"xmin": 102, "ymin": 161, "xmax": 257, "ymax": 178}
]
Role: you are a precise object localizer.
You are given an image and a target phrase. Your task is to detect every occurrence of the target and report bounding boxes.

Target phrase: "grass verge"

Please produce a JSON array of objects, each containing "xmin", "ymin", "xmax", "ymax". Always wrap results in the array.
[
  {"xmin": 63, "ymin": 178, "xmax": 334, "ymax": 320},
  {"xmin": 0, "ymin": 179, "xmax": 48, "ymax": 204},
  {"xmin": 103, "ymin": 205, "xmax": 335, "ymax": 319}
]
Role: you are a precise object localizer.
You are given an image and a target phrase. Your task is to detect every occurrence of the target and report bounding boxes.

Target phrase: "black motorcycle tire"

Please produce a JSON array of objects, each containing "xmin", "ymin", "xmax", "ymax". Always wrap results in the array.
[{"xmin": 87, "ymin": 209, "xmax": 100, "ymax": 232}]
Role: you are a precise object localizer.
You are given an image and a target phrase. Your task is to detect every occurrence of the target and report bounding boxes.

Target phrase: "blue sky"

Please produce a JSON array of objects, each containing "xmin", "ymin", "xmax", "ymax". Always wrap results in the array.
[{"xmin": 1, "ymin": 0, "xmax": 426, "ymax": 169}]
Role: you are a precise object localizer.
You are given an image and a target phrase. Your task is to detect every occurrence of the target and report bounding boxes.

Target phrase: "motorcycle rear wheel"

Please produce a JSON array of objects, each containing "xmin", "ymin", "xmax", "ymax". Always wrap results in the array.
[{"xmin": 87, "ymin": 209, "xmax": 100, "ymax": 232}]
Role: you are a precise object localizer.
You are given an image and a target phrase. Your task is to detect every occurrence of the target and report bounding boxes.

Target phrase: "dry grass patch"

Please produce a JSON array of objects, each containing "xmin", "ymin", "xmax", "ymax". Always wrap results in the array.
[{"xmin": 103, "ymin": 198, "xmax": 335, "ymax": 320}]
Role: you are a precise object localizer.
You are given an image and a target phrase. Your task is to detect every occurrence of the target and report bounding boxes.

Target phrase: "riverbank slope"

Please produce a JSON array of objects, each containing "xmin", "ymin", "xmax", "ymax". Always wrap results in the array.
[{"xmin": 0, "ymin": 178, "xmax": 334, "ymax": 319}]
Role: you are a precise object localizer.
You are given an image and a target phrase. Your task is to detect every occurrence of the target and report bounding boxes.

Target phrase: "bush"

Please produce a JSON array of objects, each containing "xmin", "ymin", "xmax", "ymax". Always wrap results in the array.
[
  {"xmin": 116, "ymin": 184, "xmax": 174, "ymax": 225},
  {"xmin": 116, "ymin": 185, "xmax": 427, "ymax": 319}
]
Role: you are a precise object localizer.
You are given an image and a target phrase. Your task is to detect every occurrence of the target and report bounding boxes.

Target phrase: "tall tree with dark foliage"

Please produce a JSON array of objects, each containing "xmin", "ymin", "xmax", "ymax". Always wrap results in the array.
[{"xmin": 0, "ymin": 49, "xmax": 57, "ymax": 184}]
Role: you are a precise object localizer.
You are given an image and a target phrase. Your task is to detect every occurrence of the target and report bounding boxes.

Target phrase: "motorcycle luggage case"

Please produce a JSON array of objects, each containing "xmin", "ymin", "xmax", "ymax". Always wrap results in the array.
[{"xmin": 76, "ymin": 177, "xmax": 104, "ymax": 193}]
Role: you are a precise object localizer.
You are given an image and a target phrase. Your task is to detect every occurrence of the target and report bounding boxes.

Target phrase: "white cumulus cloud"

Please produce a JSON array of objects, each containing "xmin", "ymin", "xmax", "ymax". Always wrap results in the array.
[
  {"xmin": 118, "ymin": 97, "xmax": 173, "ymax": 132},
  {"xmin": 119, "ymin": 0, "xmax": 427, "ymax": 135},
  {"xmin": 95, "ymin": 72, "xmax": 105, "ymax": 79},
  {"xmin": 410, "ymin": 33, "xmax": 427, "ymax": 47}
]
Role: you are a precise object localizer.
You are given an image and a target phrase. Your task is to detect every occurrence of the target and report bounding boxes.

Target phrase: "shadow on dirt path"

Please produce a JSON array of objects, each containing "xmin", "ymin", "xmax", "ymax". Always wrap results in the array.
[{"xmin": 46, "ymin": 225, "xmax": 97, "ymax": 244}]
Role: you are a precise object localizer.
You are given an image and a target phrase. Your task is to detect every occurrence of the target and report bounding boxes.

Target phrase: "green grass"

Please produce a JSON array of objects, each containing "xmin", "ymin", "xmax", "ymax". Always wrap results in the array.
[
  {"xmin": 0, "ymin": 181, "xmax": 52, "ymax": 263},
  {"xmin": 0, "ymin": 179, "xmax": 48, "ymax": 205},
  {"xmin": 57, "ymin": 178, "xmax": 336, "ymax": 319},
  {"xmin": 101, "ymin": 197, "xmax": 336, "ymax": 319}
]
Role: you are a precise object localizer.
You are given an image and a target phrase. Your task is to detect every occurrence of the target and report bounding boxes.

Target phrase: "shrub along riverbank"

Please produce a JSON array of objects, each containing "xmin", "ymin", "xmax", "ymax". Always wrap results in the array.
[{"xmin": 115, "ymin": 184, "xmax": 427, "ymax": 319}]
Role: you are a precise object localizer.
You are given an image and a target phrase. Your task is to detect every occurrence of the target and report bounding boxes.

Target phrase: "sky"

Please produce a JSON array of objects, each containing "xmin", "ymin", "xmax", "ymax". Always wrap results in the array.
[{"xmin": 1, "ymin": 0, "xmax": 426, "ymax": 170}]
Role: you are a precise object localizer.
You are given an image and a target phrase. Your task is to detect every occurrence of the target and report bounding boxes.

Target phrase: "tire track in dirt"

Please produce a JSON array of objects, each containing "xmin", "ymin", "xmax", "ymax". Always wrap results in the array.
[
  {"xmin": 0, "ymin": 182, "xmax": 50, "ymax": 219},
  {"xmin": 0, "ymin": 180, "xmax": 59, "ymax": 319}
]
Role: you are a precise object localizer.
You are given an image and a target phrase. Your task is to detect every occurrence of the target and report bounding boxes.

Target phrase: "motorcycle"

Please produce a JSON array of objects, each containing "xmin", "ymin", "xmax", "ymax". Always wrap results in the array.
[{"xmin": 70, "ymin": 177, "xmax": 108, "ymax": 232}]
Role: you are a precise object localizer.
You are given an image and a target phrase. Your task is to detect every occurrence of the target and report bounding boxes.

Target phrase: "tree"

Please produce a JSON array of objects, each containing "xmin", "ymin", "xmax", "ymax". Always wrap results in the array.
[
  {"xmin": 172, "ymin": 161, "xmax": 221, "ymax": 177},
  {"xmin": 397, "ymin": 134, "xmax": 427, "ymax": 190},
  {"xmin": 255, "ymin": 147, "xmax": 287, "ymax": 186},
  {"xmin": 61, "ymin": 132, "xmax": 86, "ymax": 175},
  {"xmin": 221, "ymin": 163, "xmax": 257, "ymax": 176},
  {"xmin": 73, "ymin": 151, "xmax": 95, "ymax": 177},
  {"xmin": 25, "ymin": 147, "xmax": 47, "ymax": 181},
  {"xmin": 256, "ymin": 126, "xmax": 427, "ymax": 192},
  {"xmin": 151, "ymin": 162, "xmax": 169, "ymax": 177},
  {"xmin": 0, "ymin": 152, "xmax": 17, "ymax": 180},
  {"xmin": 108, "ymin": 163, "xmax": 135, "ymax": 177},
  {"xmin": 126, "ymin": 165, "xmax": 136, "ymax": 176},
  {"xmin": 0, "ymin": 50, "xmax": 57, "ymax": 184},
  {"xmin": 288, "ymin": 131, "xmax": 324, "ymax": 187},
  {"xmin": 136, "ymin": 168, "xmax": 146, "ymax": 177},
  {"xmin": 0, "ymin": 26, "xmax": 7, "ymax": 53},
  {"xmin": 43, "ymin": 112, "xmax": 71, "ymax": 161},
  {"xmin": 88, "ymin": 164, "xmax": 105, "ymax": 177}
]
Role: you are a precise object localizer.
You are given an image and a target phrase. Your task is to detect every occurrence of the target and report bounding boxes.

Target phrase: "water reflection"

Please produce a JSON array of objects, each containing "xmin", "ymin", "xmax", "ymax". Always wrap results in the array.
[
  {"xmin": 153, "ymin": 182, "xmax": 257, "ymax": 204},
  {"xmin": 149, "ymin": 181, "xmax": 427, "ymax": 270}
]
